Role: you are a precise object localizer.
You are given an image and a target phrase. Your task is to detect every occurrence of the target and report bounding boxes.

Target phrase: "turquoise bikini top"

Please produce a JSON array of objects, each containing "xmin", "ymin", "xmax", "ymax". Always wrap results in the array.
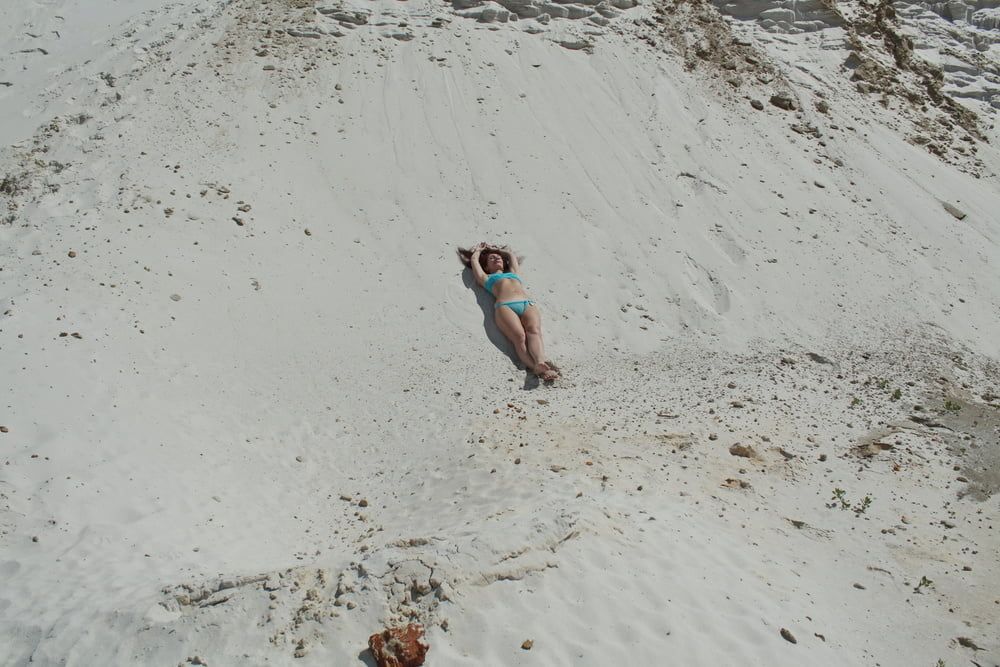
[{"xmin": 484, "ymin": 272, "xmax": 521, "ymax": 294}]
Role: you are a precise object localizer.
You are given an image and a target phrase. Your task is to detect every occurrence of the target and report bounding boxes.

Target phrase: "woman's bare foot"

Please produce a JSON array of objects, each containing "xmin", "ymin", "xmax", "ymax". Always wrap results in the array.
[{"xmin": 534, "ymin": 361, "xmax": 559, "ymax": 382}]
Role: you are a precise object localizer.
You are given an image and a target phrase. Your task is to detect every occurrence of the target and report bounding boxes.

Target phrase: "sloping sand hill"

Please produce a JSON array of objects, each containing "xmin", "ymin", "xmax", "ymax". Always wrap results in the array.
[{"xmin": 1, "ymin": 0, "xmax": 998, "ymax": 664}]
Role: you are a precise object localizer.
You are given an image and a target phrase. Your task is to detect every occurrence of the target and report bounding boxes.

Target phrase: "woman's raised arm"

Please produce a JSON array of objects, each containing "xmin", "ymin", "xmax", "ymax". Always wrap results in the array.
[
  {"xmin": 505, "ymin": 249, "xmax": 520, "ymax": 274},
  {"xmin": 470, "ymin": 243, "xmax": 488, "ymax": 287}
]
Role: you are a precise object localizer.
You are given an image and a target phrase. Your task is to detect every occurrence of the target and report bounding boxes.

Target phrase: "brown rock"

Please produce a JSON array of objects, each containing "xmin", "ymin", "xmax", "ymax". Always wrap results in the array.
[
  {"xmin": 770, "ymin": 93, "xmax": 797, "ymax": 111},
  {"xmin": 729, "ymin": 443, "xmax": 756, "ymax": 458},
  {"xmin": 521, "ymin": 639, "xmax": 533, "ymax": 650},
  {"xmin": 0, "ymin": 426, "xmax": 8, "ymax": 433},
  {"xmin": 780, "ymin": 628, "xmax": 797, "ymax": 644},
  {"xmin": 368, "ymin": 624, "xmax": 429, "ymax": 667},
  {"xmin": 68, "ymin": 251, "xmax": 77, "ymax": 258}
]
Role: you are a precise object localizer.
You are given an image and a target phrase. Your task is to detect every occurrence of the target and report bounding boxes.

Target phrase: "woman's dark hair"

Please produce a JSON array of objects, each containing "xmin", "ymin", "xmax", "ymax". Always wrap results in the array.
[{"xmin": 457, "ymin": 245, "xmax": 522, "ymax": 273}]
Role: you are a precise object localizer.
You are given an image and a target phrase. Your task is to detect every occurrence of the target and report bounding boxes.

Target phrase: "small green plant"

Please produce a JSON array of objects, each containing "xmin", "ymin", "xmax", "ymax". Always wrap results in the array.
[
  {"xmin": 935, "ymin": 659, "xmax": 946, "ymax": 667},
  {"xmin": 854, "ymin": 495, "xmax": 873, "ymax": 514},
  {"xmin": 876, "ymin": 378, "xmax": 890, "ymax": 390},
  {"xmin": 890, "ymin": 388, "xmax": 902, "ymax": 401},
  {"xmin": 850, "ymin": 396, "xmax": 862, "ymax": 407},
  {"xmin": 914, "ymin": 575, "xmax": 934, "ymax": 593},
  {"xmin": 829, "ymin": 489, "xmax": 873, "ymax": 513},
  {"xmin": 943, "ymin": 399, "xmax": 961, "ymax": 412}
]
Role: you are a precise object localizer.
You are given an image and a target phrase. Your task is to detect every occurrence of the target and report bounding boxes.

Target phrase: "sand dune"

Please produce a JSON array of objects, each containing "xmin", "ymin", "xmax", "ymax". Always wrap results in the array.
[{"xmin": 1, "ymin": 0, "xmax": 998, "ymax": 665}]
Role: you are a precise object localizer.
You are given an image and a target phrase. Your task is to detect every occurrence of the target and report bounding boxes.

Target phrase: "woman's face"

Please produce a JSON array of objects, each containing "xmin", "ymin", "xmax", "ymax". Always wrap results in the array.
[{"xmin": 484, "ymin": 252, "xmax": 505, "ymax": 273}]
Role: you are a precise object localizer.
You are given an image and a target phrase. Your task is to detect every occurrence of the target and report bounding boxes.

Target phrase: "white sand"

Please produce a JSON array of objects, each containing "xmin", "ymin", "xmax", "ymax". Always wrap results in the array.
[{"xmin": 1, "ymin": 0, "xmax": 999, "ymax": 665}]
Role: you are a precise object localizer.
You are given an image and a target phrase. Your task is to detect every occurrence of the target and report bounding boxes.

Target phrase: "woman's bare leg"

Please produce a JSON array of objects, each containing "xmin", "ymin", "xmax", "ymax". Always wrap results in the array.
[
  {"xmin": 522, "ymin": 307, "xmax": 558, "ymax": 380},
  {"xmin": 494, "ymin": 305, "xmax": 535, "ymax": 370},
  {"xmin": 520, "ymin": 306, "xmax": 546, "ymax": 367}
]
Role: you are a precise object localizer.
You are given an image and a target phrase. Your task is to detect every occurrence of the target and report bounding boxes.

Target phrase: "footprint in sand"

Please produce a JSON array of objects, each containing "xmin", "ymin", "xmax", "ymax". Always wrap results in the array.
[{"xmin": 682, "ymin": 253, "xmax": 731, "ymax": 316}]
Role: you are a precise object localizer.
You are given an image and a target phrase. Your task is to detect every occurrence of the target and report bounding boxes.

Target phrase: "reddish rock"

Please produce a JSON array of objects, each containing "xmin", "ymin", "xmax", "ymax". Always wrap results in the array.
[{"xmin": 368, "ymin": 624, "xmax": 429, "ymax": 667}]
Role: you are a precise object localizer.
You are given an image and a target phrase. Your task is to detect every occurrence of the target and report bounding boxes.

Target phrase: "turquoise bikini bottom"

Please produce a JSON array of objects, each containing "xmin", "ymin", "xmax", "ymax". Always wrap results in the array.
[{"xmin": 495, "ymin": 300, "xmax": 535, "ymax": 316}]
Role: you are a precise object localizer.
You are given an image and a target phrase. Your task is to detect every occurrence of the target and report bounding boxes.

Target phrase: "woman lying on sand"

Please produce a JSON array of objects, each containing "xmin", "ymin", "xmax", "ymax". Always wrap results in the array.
[{"xmin": 460, "ymin": 242, "xmax": 559, "ymax": 382}]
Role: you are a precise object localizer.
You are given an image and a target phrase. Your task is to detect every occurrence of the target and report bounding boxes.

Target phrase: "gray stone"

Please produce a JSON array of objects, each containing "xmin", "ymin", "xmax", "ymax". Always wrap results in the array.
[{"xmin": 942, "ymin": 202, "xmax": 967, "ymax": 220}]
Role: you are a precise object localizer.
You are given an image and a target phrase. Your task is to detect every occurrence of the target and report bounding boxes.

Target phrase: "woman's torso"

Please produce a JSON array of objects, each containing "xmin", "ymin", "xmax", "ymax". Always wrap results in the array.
[{"xmin": 486, "ymin": 272, "xmax": 529, "ymax": 302}]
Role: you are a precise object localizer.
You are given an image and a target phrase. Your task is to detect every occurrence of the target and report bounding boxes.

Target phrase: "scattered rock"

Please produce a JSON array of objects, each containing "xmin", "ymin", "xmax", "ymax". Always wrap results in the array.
[
  {"xmin": 67, "ymin": 250, "xmax": 76, "ymax": 258},
  {"xmin": 942, "ymin": 202, "xmax": 966, "ymax": 220},
  {"xmin": 853, "ymin": 582, "xmax": 866, "ymax": 589},
  {"xmin": 769, "ymin": 93, "xmax": 796, "ymax": 111},
  {"xmin": 750, "ymin": 99, "xmax": 764, "ymax": 110},
  {"xmin": 780, "ymin": 628, "xmax": 797, "ymax": 644},
  {"xmin": 521, "ymin": 639, "xmax": 533, "ymax": 650},
  {"xmin": 854, "ymin": 441, "xmax": 893, "ymax": 457},
  {"xmin": 170, "ymin": 294, "xmax": 182, "ymax": 302},
  {"xmin": 792, "ymin": 123, "xmax": 821, "ymax": 138},
  {"xmin": 0, "ymin": 426, "xmax": 8, "ymax": 433},
  {"xmin": 369, "ymin": 624, "xmax": 429, "ymax": 667},
  {"xmin": 359, "ymin": 499, "xmax": 369, "ymax": 508},
  {"xmin": 729, "ymin": 443, "xmax": 756, "ymax": 458}
]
